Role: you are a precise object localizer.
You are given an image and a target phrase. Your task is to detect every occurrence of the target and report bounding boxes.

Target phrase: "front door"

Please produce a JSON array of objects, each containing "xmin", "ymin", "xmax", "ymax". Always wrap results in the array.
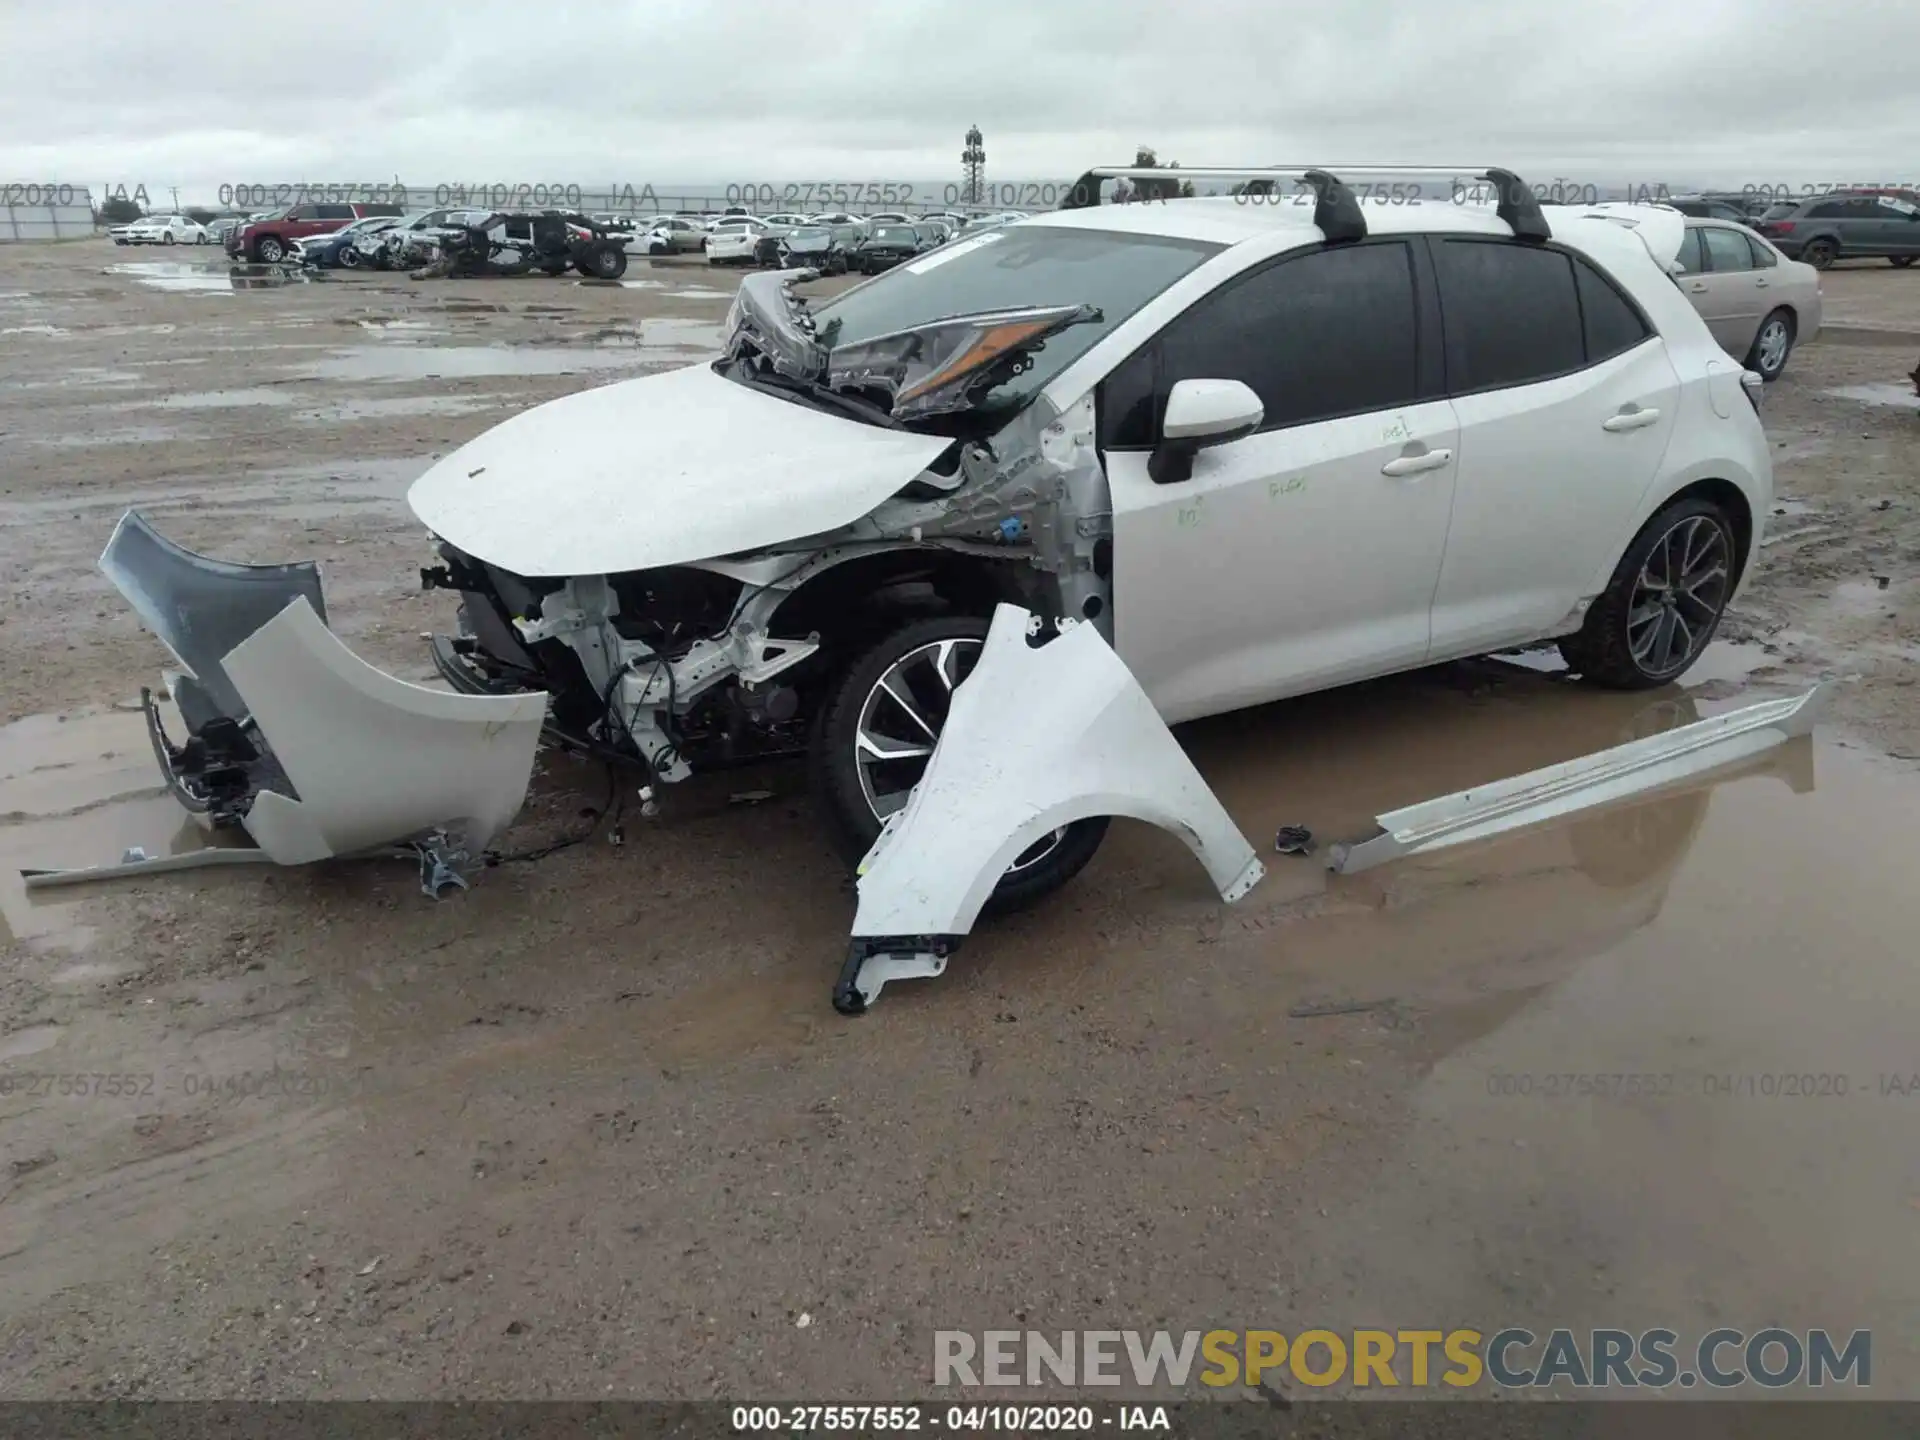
[{"xmin": 1103, "ymin": 239, "xmax": 1459, "ymax": 725}]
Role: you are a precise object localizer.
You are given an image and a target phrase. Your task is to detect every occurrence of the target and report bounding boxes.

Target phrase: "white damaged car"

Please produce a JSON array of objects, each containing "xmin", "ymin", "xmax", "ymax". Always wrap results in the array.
[{"xmin": 109, "ymin": 170, "xmax": 1772, "ymax": 921}]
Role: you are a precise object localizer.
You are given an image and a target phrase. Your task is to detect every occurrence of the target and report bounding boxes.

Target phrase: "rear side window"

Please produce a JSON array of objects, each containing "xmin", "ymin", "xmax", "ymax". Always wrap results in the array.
[
  {"xmin": 1746, "ymin": 235, "xmax": 1778, "ymax": 268},
  {"xmin": 316, "ymin": 204, "xmax": 355, "ymax": 220},
  {"xmin": 1701, "ymin": 228, "xmax": 1754, "ymax": 272},
  {"xmin": 1806, "ymin": 202, "xmax": 1845, "ymax": 219},
  {"xmin": 1573, "ymin": 259, "xmax": 1651, "ymax": 363},
  {"xmin": 1151, "ymin": 241, "xmax": 1420, "ymax": 436},
  {"xmin": 1432, "ymin": 240, "xmax": 1584, "ymax": 392}
]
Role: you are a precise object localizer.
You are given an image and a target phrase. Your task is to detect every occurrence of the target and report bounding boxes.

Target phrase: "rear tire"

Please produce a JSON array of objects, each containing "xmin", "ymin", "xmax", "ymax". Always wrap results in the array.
[
  {"xmin": 809, "ymin": 614, "xmax": 1110, "ymax": 916},
  {"xmin": 1892, "ymin": 256, "xmax": 1916, "ymax": 268},
  {"xmin": 1559, "ymin": 496, "xmax": 1739, "ymax": 689},
  {"xmin": 1802, "ymin": 237, "xmax": 1838, "ymax": 269},
  {"xmin": 1745, "ymin": 307, "xmax": 1795, "ymax": 381}
]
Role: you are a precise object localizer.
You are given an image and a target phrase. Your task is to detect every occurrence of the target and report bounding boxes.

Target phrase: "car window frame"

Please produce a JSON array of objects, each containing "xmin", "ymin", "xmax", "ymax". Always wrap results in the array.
[
  {"xmin": 1096, "ymin": 235, "xmax": 1440, "ymax": 453},
  {"xmin": 1744, "ymin": 233, "xmax": 1779, "ymax": 268},
  {"xmin": 1699, "ymin": 225, "xmax": 1756, "ymax": 274},
  {"xmin": 1425, "ymin": 234, "xmax": 1656, "ymax": 400}
]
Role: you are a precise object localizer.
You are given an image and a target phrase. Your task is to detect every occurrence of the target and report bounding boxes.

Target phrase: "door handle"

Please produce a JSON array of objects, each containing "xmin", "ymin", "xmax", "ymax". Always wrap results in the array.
[
  {"xmin": 1602, "ymin": 407, "xmax": 1662, "ymax": 432},
  {"xmin": 1755, "ymin": 278, "xmax": 1769, "ymax": 287},
  {"xmin": 1688, "ymin": 282, "xmax": 1708, "ymax": 292},
  {"xmin": 1380, "ymin": 448, "xmax": 1453, "ymax": 476}
]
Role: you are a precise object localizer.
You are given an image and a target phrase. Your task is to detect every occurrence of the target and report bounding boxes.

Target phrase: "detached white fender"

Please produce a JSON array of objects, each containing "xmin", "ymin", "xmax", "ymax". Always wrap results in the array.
[
  {"xmin": 833, "ymin": 603, "xmax": 1264, "ymax": 1013},
  {"xmin": 223, "ymin": 597, "xmax": 546, "ymax": 865}
]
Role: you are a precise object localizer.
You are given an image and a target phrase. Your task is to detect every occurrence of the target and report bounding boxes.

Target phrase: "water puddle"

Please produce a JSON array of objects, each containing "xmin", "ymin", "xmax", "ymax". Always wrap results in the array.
[
  {"xmin": 662, "ymin": 286, "xmax": 733, "ymax": 301},
  {"xmin": 303, "ymin": 341, "xmax": 707, "ymax": 381},
  {"xmin": 30, "ymin": 422, "xmax": 185, "ymax": 448},
  {"xmin": 1234, "ymin": 731, "xmax": 1920, "ymax": 1384},
  {"xmin": 292, "ymin": 393, "xmax": 515, "ymax": 422},
  {"xmin": 1826, "ymin": 382, "xmax": 1920, "ymax": 411},
  {"xmin": 0, "ymin": 1024, "xmax": 63, "ymax": 1062},
  {"xmin": 1487, "ymin": 638, "xmax": 1776, "ymax": 689},
  {"xmin": 141, "ymin": 388, "xmax": 294, "ymax": 409},
  {"xmin": 573, "ymin": 278, "xmax": 665, "ymax": 289},
  {"xmin": 0, "ymin": 323, "xmax": 68, "ymax": 337},
  {"xmin": 0, "ymin": 707, "xmax": 239, "ymax": 957},
  {"xmin": 106, "ymin": 262, "xmax": 324, "ymax": 293}
]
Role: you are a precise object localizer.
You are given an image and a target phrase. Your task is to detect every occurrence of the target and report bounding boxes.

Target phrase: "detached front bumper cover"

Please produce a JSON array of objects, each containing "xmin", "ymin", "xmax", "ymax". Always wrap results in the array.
[
  {"xmin": 85, "ymin": 510, "xmax": 547, "ymax": 887},
  {"xmin": 834, "ymin": 604, "xmax": 1265, "ymax": 1014}
]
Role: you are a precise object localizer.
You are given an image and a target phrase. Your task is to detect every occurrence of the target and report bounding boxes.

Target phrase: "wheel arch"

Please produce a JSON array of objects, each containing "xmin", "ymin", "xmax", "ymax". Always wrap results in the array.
[
  {"xmin": 768, "ymin": 546, "xmax": 1036, "ymax": 641},
  {"xmin": 1651, "ymin": 476, "xmax": 1756, "ymax": 588}
]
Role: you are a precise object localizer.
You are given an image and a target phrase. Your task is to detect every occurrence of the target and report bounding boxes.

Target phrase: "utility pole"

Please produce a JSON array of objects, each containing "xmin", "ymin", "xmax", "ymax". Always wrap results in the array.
[
  {"xmin": 169, "ymin": 186, "xmax": 180, "ymax": 212},
  {"xmin": 962, "ymin": 126, "xmax": 985, "ymax": 208}
]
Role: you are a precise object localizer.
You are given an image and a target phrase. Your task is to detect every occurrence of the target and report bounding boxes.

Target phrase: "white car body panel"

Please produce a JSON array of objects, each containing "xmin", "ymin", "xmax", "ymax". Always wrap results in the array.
[
  {"xmin": 705, "ymin": 227, "xmax": 762, "ymax": 262},
  {"xmin": 1108, "ymin": 398, "xmax": 1461, "ymax": 724},
  {"xmin": 406, "ymin": 361, "xmax": 951, "ymax": 576},
  {"xmin": 839, "ymin": 605, "xmax": 1263, "ymax": 1011},
  {"xmin": 1429, "ymin": 338, "xmax": 1682, "ymax": 656},
  {"xmin": 223, "ymin": 597, "xmax": 545, "ymax": 864}
]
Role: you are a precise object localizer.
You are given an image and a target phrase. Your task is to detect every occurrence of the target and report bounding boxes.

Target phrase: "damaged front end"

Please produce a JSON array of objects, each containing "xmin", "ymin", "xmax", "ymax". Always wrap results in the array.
[{"xmin": 96, "ymin": 510, "xmax": 546, "ymax": 887}]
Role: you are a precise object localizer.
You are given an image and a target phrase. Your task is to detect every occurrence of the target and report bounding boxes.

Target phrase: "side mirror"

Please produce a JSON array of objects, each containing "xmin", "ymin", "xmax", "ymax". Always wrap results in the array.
[{"xmin": 1148, "ymin": 379, "xmax": 1264, "ymax": 485}]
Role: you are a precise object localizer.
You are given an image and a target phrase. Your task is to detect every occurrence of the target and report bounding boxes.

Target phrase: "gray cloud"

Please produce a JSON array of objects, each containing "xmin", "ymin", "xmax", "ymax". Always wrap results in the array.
[{"xmin": 3, "ymin": 0, "xmax": 1916, "ymax": 203}]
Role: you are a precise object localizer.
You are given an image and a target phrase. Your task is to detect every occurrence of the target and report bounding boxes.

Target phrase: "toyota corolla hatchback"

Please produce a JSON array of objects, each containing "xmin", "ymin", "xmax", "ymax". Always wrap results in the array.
[{"xmin": 131, "ymin": 172, "xmax": 1776, "ymax": 912}]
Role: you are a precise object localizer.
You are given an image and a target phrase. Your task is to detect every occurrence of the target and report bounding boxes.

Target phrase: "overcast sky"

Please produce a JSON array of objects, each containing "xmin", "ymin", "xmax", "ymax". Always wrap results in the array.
[{"xmin": 4, "ymin": 0, "xmax": 1917, "ymax": 204}]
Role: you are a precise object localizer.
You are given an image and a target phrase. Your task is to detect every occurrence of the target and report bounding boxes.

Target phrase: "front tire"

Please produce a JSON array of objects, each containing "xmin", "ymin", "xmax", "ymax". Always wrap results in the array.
[
  {"xmin": 1559, "ymin": 497, "xmax": 1738, "ymax": 689},
  {"xmin": 254, "ymin": 236, "xmax": 286, "ymax": 264},
  {"xmin": 810, "ymin": 614, "xmax": 1110, "ymax": 916}
]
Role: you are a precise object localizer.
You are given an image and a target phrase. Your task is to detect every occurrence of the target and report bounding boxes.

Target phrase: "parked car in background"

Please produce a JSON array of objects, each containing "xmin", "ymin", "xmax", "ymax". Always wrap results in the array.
[
  {"xmin": 1671, "ymin": 218, "xmax": 1821, "ymax": 380},
  {"xmin": 706, "ymin": 219, "xmax": 769, "ymax": 265},
  {"xmin": 294, "ymin": 215, "xmax": 402, "ymax": 268},
  {"xmin": 1752, "ymin": 190, "xmax": 1920, "ymax": 269},
  {"xmin": 639, "ymin": 216, "xmax": 710, "ymax": 255},
  {"xmin": 228, "ymin": 201, "xmax": 403, "ymax": 264},
  {"xmin": 116, "ymin": 214, "xmax": 211, "ymax": 246},
  {"xmin": 1666, "ymin": 195, "xmax": 1751, "ymax": 223},
  {"xmin": 851, "ymin": 222, "xmax": 934, "ymax": 274},
  {"xmin": 914, "ymin": 219, "xmax": 957, "ymax": 246},
  {"xmin": 377, "ymin": 209, "xmax": 495, "ymax": 268},
  {"xmin": 777, "ymin": 222, "xmax": 862, "ymax": 273},
  {"xmin": 761, "ymin": 213, "xmax": 810, "ymax": 230}
]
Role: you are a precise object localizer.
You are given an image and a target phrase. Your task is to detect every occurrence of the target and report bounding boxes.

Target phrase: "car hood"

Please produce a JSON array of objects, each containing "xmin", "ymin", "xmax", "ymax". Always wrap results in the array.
[{"xmin": 406, "ymin": 362, "xmax": 951, "ymax": 577}]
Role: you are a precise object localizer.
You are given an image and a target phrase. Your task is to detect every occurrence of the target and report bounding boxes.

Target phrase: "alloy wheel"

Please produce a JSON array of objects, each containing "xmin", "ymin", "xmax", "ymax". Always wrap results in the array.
[
  {"xmin": 852, "ymin": 636, "xmax": 1066, "ymax": 873},
  {"xmin": 1625, "ymin": 514, "xmax": 1731, "ymax": 679},
  {"xmin": 1755, "ymin": 318, "xmax": 1790, "ymax": 375}
]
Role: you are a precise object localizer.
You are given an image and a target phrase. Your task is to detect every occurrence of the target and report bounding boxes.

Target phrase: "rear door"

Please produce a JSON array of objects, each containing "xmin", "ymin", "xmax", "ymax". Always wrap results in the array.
[
  {"xmin": 1104, "ymin": 239, "xmax": 1460, "ymax": 721},
  {"xmin": 1868, "ymin": 194, "xmax": 1920, "ymax": 256},
  {"xmin": 1427, "ymin": 237, "xmax": 1679, "ymax": 656},
  {"xmin": 1691, "ymin": 224, "xmax": 1765, "ymax": 354}
]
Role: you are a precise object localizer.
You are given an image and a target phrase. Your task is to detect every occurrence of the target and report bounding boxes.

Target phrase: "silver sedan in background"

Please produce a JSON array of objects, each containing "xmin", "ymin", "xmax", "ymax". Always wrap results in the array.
[{"xmin": 1673, "ymin": 218, "xmax": 1822, "ymax": 381}]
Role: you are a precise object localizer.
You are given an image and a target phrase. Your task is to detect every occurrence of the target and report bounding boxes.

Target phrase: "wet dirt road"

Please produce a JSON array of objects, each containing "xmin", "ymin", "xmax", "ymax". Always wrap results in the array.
[{"xmin": 2, "ymin": 241, "xmax": 1919, "ymax": 1402}]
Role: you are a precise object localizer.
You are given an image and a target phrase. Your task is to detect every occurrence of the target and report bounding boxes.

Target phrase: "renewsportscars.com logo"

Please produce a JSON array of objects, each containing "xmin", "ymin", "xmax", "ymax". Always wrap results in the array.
[{"xmin": 934, "ymin": 1328, "xmax": 1871, "ymax": 1391}]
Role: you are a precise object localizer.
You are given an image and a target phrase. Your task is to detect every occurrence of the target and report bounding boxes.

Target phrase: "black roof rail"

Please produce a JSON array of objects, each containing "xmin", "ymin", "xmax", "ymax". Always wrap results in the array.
[{"xmin": 1060, "ymin": 165, "xmax": 1555, "ymax": 244}]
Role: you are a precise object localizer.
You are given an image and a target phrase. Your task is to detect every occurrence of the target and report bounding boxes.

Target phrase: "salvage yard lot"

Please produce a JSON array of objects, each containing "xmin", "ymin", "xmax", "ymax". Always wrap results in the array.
[{"xmin": 3, "ymin": 239, "xmax": 1920, "ymax": 1399}]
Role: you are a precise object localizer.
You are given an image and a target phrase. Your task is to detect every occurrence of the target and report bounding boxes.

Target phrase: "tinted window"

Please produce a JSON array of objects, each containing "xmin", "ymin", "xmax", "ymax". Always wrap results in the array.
[
  {"xmin": 1433, "ymin": 240, "xmax": 1584, "ymax": 391},
  {"xmin": 1701, "ymin": 227, "xmax": 1754, "ymax": 272},
  {"xmin": 287, "ymin": 205, "xmax": 318, "ymax": 220},
  {"xmin": 1760, "ymin": 203, "xmax": 1796, "ymax": 222},
  {"xmin": 1573, "ymin": 259, "xmax": 1651, "ymax": 362},
  {"xmin": 1105, "ymin": 241, "xmax": 1419, "ymax": 445},
  {"xmin": 1806, "ymin": 202, "xmax": 1845, "ymax": 219},
  {"xmin": 1674, "ymin": 227, "xmax": 1706, "ymax": 274}
]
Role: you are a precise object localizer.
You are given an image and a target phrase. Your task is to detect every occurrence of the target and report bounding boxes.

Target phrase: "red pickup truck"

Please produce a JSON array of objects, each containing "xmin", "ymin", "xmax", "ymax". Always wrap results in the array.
[{"xmin": 228, "ymin": 201, "xmax": 404, "ymax": 264}]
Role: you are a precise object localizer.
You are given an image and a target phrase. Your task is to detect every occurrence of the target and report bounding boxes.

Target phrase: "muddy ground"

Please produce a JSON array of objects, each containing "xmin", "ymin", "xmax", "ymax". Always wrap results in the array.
[{"xmin": 1, "ymin": 240, "xmax": 1918, "ymax": 1405}]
